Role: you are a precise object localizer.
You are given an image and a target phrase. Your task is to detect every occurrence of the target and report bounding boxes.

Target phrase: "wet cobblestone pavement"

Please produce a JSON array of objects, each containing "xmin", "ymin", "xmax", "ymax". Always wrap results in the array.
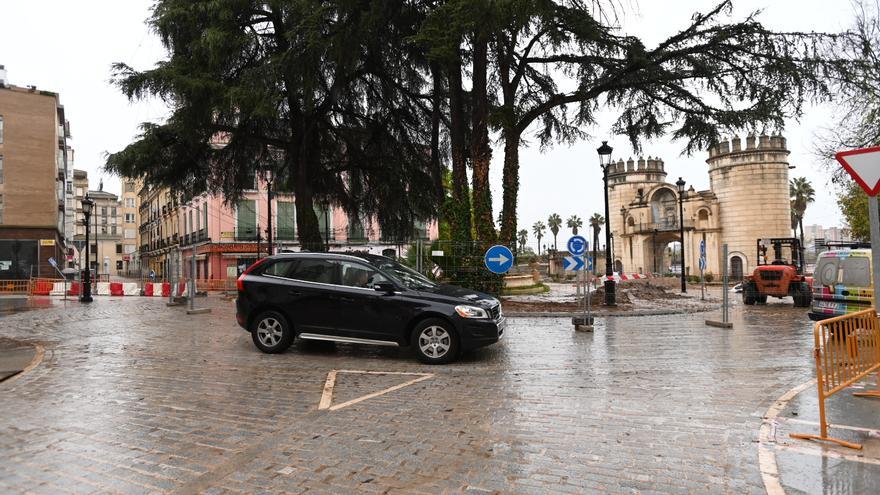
[{"xmin": 1, "ymin": 295, "xmax": 878, "ymax": 494}]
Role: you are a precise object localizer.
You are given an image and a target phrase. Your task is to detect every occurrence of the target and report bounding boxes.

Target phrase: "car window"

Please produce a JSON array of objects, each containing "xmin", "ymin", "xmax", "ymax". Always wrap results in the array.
[
  {"xmin": 337, "ymin": 261, "xmax": 389, "ymax": 289},
  {"xmin": 288, "ymin": 258, "xmax": 338, "ymax": 284},
  {"xmin": 369, "ymin": 258, "xmax": 436, "ymax": 290},
  {"xmin": 840, "ymin": 256, "xmax": 870, "ymax": 286},
  {"xmin": 815, "ymin": 258, "xmax": 839, "ymax": 286},
  {"xmin": 263, "ymin": 260, "xmax": 297, "ymax": 278}
]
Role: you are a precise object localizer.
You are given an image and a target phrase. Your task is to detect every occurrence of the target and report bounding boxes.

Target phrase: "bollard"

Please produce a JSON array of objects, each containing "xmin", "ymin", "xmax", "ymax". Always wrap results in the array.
[{"xmin": 706, "ymin": 243, "xmax": 733, "ymax": 328}]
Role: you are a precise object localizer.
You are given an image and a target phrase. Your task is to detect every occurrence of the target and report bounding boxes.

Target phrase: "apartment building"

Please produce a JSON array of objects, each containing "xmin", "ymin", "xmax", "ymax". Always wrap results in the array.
[
  {"xmin": 0, "ymin": 66, "xmax": 72, "ymax": 279},
  {"xmin": 136, "ymin": 176, "xmax": 436, "ymax": 281},
  {"xmin": 120, "ymin": 178, "xmax": 139, "ymax": 274}
]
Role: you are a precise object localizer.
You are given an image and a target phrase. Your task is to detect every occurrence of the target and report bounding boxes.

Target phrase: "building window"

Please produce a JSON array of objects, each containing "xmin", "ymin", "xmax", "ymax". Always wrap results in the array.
[
  {"xmin": 277, "ymin": 201, "xmax": 295, "ymax": 240},
  {"xmin": 116, "ymin": 244, "xmax": 123, "ymax": 254},
  {"xmin": 124, "ymin": 228, "xmax": 136, "ymax": 239},
  {"xmin": 101, "ymin": 207, "xmax": 107, "ymax": 216},
  {"xmin": 203, "ymin": 205, "xmax": 208, "ymax": 233},
  {"xmin": 189, "ymin": 210, "xmax": 194, "ymax": 234},
  {"xmin": 0, "ymin": 115, "xmax": 3, "ymax": 144},
  {"xmin": 125, "ymin": 182, "xmax": 135, "ymax": 193},
  {"xmin": 116, "ymin": 260, "xmax": 123, "ymax": 270},
  {"xmin": 315, "ymin": 205, "xmax": 333, "ymax": 240},
  {"xmin": 0, "ymin": 155, "xmax": 3, "ymax": 184},
  {"xmin": 237, "ymin": 199, "xmax": 257, "ymax": 239},
  {"xmin": 111, "ymin": 225, "xmax": 117, "ymax": 235}
]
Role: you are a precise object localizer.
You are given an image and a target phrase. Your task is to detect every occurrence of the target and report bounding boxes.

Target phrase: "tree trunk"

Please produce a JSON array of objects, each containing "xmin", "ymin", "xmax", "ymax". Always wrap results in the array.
[
  {"xmin": 429, "ymin": 62, "xmax": 443, "ymax": 199},
  {"xmin": 294, "ymin": 127, "xmax": 323, "ymax": 252},
  {"xmin": 799, "ymin": 217, "xmax": 805, "ymax": 245},
  {"xmin": 470, "ymin": 29, "xmax": 495, "ymax": 246},
  {"xmin": 447, "ymin": 59, "xmax": 472, "ymax": 244},
  {"xmin": 500, "ymin": 131, "xmax": 520, "ymax": 246}
]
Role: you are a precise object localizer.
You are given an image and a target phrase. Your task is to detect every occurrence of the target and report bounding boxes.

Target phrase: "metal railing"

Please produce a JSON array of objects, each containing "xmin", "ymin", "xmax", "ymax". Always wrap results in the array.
[{"xmin": 790, "ymin": 308, "xmax": 880, "ymax": 449}]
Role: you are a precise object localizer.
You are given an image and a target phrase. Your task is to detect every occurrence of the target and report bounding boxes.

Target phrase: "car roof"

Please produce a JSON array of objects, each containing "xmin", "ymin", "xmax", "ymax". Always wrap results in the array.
[
  {"xmin": 818, "ymin": 248, "xmax": 871, "ymax": 258},
  {"xmin": 268, "ymin": 251, "xmax": 393, "ymax": 264}
]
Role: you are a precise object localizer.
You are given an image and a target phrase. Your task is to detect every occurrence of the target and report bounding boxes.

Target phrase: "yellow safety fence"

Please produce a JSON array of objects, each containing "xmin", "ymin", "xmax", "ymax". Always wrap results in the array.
[
  {"xmin": 790, "ymin": 308, "xmax": 880, "ymax": 449},
  {"xmin": 0, "ymin": 280, "xmax": 31, "ymax": 295}
]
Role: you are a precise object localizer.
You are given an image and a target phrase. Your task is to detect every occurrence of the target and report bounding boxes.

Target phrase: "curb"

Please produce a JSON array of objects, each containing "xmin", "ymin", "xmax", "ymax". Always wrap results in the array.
[{"xmin": 505, "ymin": 305, "xmax": 718, "ymax": 318}]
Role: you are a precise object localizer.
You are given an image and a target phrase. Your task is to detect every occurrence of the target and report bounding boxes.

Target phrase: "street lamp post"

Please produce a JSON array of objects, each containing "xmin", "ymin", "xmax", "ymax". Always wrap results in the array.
[
  {"xmin": 598, "ymin": 141, "xmax": 615, "ymax": 306},
  {"xmin": 676, "ymin": 177, "xmax": 687, "ymax": 293},
  {"xmin": 80, "ymin": 196, "xmax": 94, "ymax": 303}
]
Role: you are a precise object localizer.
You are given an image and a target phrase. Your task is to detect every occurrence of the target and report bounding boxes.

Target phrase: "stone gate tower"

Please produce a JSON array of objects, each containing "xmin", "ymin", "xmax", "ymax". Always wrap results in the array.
[
  {"xmin": 706, "ymin": 135, "xmax": 791, "ymax": 279},
  {"xmin": 606, "ymin": 134, "xmax": 793, "ymax": 280}
]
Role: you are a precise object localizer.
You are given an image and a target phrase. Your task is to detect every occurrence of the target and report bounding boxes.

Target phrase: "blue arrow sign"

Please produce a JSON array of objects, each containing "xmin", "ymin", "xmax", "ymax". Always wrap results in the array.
[
  {"xmin": 564, "ymin": 255, "xmax": 586, "ymax": 271},
  {"xmin": 567, "ymin": 236, "xmax": 588, "ymax": 256},
  {"xmin": 585, "ymin": 256, "xmax": 593, "ymax": 272},
  {"xmin": 700, "ymin": 239, "xmax": 706, "ymax": 257},
  {"xmin": 48, "ymin": 257, "xmax": 57, "ymax": 268},
  {"xmin": 699, "ymin": 257, "xmax": 706, "ymax": 271},
  {"xmin": 484, "ymin": 245, "xmax": 514, "ymax": 274}
]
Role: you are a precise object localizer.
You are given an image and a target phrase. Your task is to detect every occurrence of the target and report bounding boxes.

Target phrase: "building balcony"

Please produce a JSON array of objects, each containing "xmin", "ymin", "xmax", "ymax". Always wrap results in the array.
[{"xmin": 625, "ymin": 219, "xmax": 696, "ymax": 235}]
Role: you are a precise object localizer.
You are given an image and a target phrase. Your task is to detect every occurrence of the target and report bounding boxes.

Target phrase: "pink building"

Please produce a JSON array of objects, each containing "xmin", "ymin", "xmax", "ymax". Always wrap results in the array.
[{"xmin": 176, "ymin": 178, "xmax": 438, "ymax": 280}]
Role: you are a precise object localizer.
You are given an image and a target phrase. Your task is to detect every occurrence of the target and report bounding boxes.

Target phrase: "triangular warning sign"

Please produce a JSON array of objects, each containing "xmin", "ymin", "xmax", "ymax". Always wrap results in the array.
[
  {"xmin": 836, "ymin": 146, "xmax": 880, "ymax": 196},
  {"xmin": 317, "ymin": 370, "xmax": 434, "ymax": 411}
]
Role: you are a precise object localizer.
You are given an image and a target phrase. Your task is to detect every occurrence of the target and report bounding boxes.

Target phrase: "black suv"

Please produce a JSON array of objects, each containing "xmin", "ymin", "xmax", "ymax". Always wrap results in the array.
[{"xmin": 235, "ymin": 252, "xmax": 505, "ymax": 364}]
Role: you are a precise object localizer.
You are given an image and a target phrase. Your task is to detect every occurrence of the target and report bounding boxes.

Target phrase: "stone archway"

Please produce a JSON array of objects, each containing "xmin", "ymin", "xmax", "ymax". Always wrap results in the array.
[
  {"xmin": 614, "ymin": 260, "xmax": 624, "ymax": 274},
  {"xmin": 642, "ymin": 231, "xmax": 681, "ymax": 275}
]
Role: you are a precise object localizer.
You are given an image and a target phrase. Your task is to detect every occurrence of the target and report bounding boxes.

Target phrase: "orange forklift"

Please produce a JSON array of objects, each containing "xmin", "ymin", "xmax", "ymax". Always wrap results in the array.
[{"xmin": 743, "ymin": 238, "xmax": 813, "ymax": 307}]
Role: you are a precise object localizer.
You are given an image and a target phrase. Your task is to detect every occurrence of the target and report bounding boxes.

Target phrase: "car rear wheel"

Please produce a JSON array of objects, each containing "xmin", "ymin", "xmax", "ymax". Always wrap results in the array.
[
  {"xmin": 251, "ymin": 311, "xmax": 294, "ymax": 354},
  {"xmin": 412, "ymin": 318, "xmax": 460, "ymax": 365}
]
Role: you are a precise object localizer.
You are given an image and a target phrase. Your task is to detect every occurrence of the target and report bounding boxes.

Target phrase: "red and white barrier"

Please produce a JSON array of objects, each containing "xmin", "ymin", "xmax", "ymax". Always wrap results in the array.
[{"xmin": 603, "ymin": 273, "xmax": 651, "ymax": 282}]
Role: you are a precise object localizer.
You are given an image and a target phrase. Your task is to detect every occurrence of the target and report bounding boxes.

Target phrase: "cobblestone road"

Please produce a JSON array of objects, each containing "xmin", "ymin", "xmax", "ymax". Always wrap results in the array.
[{"xmin": 1, "ymin": 295, "xmax": 877, "ymax": 494}]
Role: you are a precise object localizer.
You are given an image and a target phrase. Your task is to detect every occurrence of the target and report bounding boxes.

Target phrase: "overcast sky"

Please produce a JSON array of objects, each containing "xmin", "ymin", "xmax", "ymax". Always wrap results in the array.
[{"xmin": 0, "ymin": 1, "xmax": 857, "ymax": 250}]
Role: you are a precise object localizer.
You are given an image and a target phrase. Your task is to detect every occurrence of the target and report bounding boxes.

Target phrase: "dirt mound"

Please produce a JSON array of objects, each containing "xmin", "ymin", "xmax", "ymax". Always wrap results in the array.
[
  {"xmin": 625, "ymin": 281, "xmax": 684, "ymax": 300},
  {"xmin": 592, "ymin": 286, "xmax": 632, "ymax": 305}
]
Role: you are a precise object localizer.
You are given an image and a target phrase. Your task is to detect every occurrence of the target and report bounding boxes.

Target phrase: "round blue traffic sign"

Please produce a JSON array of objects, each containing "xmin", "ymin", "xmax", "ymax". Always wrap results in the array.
[
  {"xmin": 567, "ymin": 235, "xmax": 588, "ymax": 256},
  {"xmin": 484, "ymin": 245, "xmax": 514, "ymax": 274}
]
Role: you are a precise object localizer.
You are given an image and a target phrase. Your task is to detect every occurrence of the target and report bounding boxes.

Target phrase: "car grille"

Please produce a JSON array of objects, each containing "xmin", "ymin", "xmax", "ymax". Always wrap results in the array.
[
  {"xmin": 760, "ymin": 271, "xmax": 783, "ymax": 281},
  {"xmin": 488, "ymin": 304, "xmax": 502, "ymax": 320}
]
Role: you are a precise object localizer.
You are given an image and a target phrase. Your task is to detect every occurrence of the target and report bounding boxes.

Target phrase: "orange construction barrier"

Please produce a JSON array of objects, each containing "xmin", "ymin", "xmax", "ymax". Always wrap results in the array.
[
  {"xmin": 0, "ymin": 280, "xmax": 30, "ymax": 294},
  {"xmin": 30, "ymin": 279, "xmax": 61, "ymax": 296},
  {"xmin": 67, "ymin": 282, "xmax": 81, "ymax": 296},
  {"xmin": 110, "ymin": 282, "xmax": 124, "ymax": 296},
  {"xmin": 791, "ymin": 308, "xmax": 880, "ymax": 449}
]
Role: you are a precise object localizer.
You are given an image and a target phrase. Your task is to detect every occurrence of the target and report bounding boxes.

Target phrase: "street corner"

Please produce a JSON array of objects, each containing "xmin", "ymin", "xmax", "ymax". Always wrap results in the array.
[
  {"xmin": 0, "ymin": 337, "xmax": 43, "ymax": 384},
  {"xmin": 759, "ymin": 376, "xmax": 880, "ymax": 495}
]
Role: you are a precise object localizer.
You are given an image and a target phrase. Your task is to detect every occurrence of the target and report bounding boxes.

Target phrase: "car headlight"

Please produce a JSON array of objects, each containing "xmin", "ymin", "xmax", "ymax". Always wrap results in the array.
[{"xmin": 455, "ymin": 305, "xmax": 488, "ymax": 319}]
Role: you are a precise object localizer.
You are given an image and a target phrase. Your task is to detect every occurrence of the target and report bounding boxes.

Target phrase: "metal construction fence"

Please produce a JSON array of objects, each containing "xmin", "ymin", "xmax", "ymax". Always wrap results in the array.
[
  {"xmin": 407, "ymin": 240, "xmax": 521, "ymax": 294},
  {"xmin": 790, "ymin": 308, "xmax": 880, "ymax": 450}
]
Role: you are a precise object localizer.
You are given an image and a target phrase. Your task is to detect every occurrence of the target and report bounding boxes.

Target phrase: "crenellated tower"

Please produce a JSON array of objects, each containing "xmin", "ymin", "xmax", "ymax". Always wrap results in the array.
[{"xmin": 706, "ymin": 135, "xmax": 792, "ymax": 277}]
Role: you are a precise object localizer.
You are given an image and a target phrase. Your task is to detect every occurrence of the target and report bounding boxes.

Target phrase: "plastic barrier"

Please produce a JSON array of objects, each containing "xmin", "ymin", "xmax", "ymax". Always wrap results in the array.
[
  {"xmin": 50, "ymin": 282, "xmax": 66, "ymax": 296},
  {"xmin": 110, "ymin": 282, "xmax": 124, "ymax": 296},
  {"xmin": 123, "ymin": 283, "xmax": 140, "ymax": 296},
  {"xmin": 144, "ymin": 283, "xmax": 154, "ymax": 296},
  {"xmin": 31, "ymin": 279, "xmax": 60, "ymax": 296},
  {"xmin": 177, "ymin": 281, "xmax": 187, "ymax": 297},
  {"xmin": 96, "ymin": 282, "xmax": 111, "ymax": 296},
  {"xmin": 161, "ymin": 282, "xmax": 171, "ymax": 297},
  {"xmin": 790, "ymin": 308, "xmax": 880, "ymax": 449},
  {"xmin": 67, "ymin": 282, "xmax": 81, "ymax": 296}
]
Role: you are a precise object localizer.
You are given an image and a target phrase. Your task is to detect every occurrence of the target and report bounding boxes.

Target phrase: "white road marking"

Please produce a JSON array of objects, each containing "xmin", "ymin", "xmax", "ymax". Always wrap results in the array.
[
  {"xmin": 317, "ymin": 370, "xmax": 434, "ymax": 411},
  {"xmin": 758, "ymin": 379, "xmax": 816, "ymax": 495}
]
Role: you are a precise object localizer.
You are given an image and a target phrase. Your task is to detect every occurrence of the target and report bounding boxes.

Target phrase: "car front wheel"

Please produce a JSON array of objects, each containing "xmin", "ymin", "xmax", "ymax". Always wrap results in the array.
[
  {"xmin": 251, "ymin": 310, "xmax": 294, "ymax": 354},
  {"xmin": 412, "ymin": 318, "xmax": 460, "ymax": 364}
]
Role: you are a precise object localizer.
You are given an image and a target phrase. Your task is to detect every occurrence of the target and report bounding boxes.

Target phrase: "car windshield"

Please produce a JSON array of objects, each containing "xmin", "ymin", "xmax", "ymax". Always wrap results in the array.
[{"xmin": 370, "ymin": 258, "xmax": 436, "ymax": 290}]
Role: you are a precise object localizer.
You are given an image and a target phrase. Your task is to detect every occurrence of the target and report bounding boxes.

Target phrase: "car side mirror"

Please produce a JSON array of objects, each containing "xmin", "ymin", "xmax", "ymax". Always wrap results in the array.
[{"xmin": 373, "ymin": 282, "xmax": 396, "ymax": 294}]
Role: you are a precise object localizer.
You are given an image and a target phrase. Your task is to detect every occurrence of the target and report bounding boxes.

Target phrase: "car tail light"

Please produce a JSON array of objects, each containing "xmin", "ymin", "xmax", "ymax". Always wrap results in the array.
[{"xmin": 237, "ymin": 258, "xmax": 270, "ymax": 291}]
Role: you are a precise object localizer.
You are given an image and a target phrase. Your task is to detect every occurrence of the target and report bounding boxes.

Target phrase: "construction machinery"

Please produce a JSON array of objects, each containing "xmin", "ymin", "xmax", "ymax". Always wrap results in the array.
[{"xmin": 743, "ymin": 238, "xmax": 813, "ymax": 307}]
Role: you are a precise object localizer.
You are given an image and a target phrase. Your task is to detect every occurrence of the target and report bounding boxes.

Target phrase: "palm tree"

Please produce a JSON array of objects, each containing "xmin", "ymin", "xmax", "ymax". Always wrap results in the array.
[
  {"xmin": 547, "ymin": 213, "xmax": 562, "ymax": 252},
  {"xmin": 517, "ymin": 229, "xmax": 528, "ymax": 253},
  {"xmin": 790, "ymin": 177, "xmax": 816, "ymax": 244},
  {"xmin": 589, "ymin": 213, "xmax": 604, "ymax": 275},
  {"xmin": 532, "ymin": 221, "xmax": 546, "ymax": 256},
  {"xmin": 567, "ymin": 215, "xmax": 583, "ymax": 235}
]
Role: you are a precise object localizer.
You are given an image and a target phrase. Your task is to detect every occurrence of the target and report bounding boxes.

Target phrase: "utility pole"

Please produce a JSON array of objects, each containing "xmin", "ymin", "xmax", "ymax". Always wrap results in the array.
[{"xmin": 266, "ymin": 173, "xmax": 273, "ymax": 256}]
